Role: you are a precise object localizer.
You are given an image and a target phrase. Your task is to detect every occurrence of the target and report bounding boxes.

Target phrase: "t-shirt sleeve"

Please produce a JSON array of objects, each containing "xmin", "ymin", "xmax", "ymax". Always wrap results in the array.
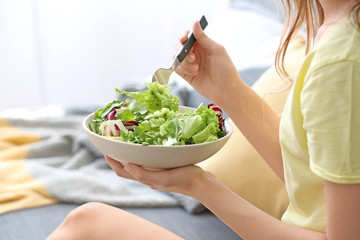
[{"xmin": 301, "ymin": 61, "xmax": 360, "ymax": 183}]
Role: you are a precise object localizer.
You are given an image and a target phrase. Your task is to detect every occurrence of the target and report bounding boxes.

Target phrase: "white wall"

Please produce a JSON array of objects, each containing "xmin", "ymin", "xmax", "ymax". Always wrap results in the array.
[
  {"xmin": 0, "ymin": 0, "xmax": 43, "ymax": 109},
  {"xmin": 0, "ymin": 0, "xmax": 230, "ymax": 111}
]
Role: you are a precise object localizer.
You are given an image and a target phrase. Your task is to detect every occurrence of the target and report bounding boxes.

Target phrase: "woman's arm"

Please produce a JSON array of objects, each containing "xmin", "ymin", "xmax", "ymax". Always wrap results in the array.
[
  {"xmin": 324, "ymin": 180, "xmax": 360, "ymax": 239},
  {"xmin": 193, "ymin": 171, "xmax": 360, "ymax": 240},
  {"xmin": 190, "ymin": 170, "xmax": 327, "ymax": 240},
  {"xmin": 176, "ymin": 21, "xmax": 284, "ymax": 180},
  {"xmin": 115, "ymin": 159, "xmax": 360, "ymax": 240},
  {"xmin": 220, "ymin": 77, "xmax": 284, "ymax": 180}
]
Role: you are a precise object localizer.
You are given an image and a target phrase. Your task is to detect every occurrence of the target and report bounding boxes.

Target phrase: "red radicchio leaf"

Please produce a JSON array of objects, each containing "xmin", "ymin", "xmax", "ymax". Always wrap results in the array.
[
  {"xmin": 108, "ymin": 124, "xmax": 121, "ymax": 137},
  {"xmin": 207, "ymin": 103, "xmax": 216, "ymax": 108},
  {"xmin": 207, "ymin": 103, "xmax": 225, "ymax": 132},
  {"xmin": 123, "ymin": 121, "xmax": 140, "ymax": 126},
  {"xmin": 123, "ymin": 121, "xmax": 140, "ymax": 132},
  {"xmin": 107, "ymin": 109, "xmax": 116, "ymax": 120}
]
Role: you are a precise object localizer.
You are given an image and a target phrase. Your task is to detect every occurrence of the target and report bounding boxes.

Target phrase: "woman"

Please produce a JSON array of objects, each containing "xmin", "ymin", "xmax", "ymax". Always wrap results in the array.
[{"xmin": 47, "ymin": 0, "xmax": 360, "ymax": 239}]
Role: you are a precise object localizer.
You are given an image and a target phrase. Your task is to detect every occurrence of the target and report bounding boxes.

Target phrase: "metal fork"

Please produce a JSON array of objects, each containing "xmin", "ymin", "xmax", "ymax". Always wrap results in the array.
[{"xmin": 152, "ymin": 15, "xmax": 208, "ymax": 85}]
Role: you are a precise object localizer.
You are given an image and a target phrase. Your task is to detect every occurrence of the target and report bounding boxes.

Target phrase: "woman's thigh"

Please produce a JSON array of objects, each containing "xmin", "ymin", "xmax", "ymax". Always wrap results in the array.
[{"xmin": 47, "ymin": 202, "xmax": 183, "ymax": 240}]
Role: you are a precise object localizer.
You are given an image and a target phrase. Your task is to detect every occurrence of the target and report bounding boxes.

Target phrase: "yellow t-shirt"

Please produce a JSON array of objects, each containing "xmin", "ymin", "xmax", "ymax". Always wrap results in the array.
[{"xmin": 279, "ymin": 13, "xmax": 360, "ymax": 232}]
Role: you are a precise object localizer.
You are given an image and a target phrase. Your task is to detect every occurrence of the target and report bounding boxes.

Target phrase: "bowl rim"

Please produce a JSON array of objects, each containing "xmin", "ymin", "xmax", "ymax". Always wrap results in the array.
[{"xmin": 82, "ymin": 108, "xmax": 233, "ymax": 148}]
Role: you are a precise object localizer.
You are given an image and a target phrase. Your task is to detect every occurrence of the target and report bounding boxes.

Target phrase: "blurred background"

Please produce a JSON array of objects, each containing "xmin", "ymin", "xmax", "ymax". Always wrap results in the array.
[
  {"xmin": 0, "ymin": 0, "xmax": 230, "ymax": 110},
  {"xmin": 1, "ymin": 0, "xmax": 284, "ymax": 112}
]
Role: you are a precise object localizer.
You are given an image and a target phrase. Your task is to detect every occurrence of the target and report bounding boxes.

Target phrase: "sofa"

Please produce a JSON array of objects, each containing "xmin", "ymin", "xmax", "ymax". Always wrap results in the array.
[{"xmin": 0, "ymin": 1, "xmax": 295, "ymax": 239}]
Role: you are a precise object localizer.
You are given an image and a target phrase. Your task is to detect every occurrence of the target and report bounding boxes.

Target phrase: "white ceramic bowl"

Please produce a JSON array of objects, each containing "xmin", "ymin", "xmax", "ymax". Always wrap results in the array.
[{"xmin": 82, "ymin": 107, "xmax": 233, "ymax": 169}]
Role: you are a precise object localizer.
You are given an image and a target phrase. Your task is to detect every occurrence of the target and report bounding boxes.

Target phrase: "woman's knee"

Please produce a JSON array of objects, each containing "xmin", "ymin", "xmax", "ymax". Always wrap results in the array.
[
  {"xmin": 47, "ymin": 202, "xmax": 109, "ymax": 240},
  {"xmin": 66, "ymin": 202, "xmax": 107, "ymax": 223}
]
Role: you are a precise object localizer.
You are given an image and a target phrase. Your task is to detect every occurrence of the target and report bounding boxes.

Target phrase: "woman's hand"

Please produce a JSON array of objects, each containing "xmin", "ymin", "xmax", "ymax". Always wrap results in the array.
[
  {"xmin": 175, "ymin": 21, "xmax": 242, "ymax": 107},
  {"xmin": 104, "ymin": 155, "xmax": 207, "ymax": 196}
]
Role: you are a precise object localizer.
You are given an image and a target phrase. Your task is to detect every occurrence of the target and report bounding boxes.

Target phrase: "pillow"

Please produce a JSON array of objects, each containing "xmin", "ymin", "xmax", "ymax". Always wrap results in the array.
[{"xmin": 199, "ymin": 34, "xmax": 306, "ymax": 219}]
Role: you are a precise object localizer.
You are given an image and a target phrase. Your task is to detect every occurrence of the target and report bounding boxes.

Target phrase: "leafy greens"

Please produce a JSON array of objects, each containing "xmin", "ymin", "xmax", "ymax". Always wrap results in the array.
[{"xmin": 89, "ymin": 82, "xmax": 226, "ymax": 146}]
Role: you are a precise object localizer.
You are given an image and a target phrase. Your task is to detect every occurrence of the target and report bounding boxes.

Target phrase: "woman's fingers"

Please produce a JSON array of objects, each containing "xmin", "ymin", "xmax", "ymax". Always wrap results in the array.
[
  {"xmin": 175, "ymin": 30, "xmax": 190, "ymax": 53},
  {"xmin": 104, "ymin": 155, "xmax": 136, "ymax": 180},
  {"xmin": 104, "ymin": 156, "xmax": 164, "ymax": 188},
  {"xmin": 178, "ymin": 30, "xmax": 190, "ymax": 46},
  {"xmin": 192, "ymin": 21, "xmax": 214, "ymax": 49},
  {"xmin": 105, "ymin": 160, "xmax": 204, "ymax": 196},
  {"xmin": 124, "ymin": 164, "xmax": 160, "ymax": 183},
  {"xmin": 175, "ymin": 50, "xmax": 199, "ymax": 79},
  {"xmin": 124, "ymin": 164, "xmax": 175, "ymax": 190},
  {"xmin": 104, "ymin": 155, "xmax": 168, "ymax": 187},
  {"xmin": 186, "ymin": 51, "xmax": 196, "ymax": 63},
  {"xmin": 177, "ymin": 59, "xmax": 199, "ymax": 76},
  {"xmin": 174, "ymin": 30, "xmax": 191, "ymax": 59}
]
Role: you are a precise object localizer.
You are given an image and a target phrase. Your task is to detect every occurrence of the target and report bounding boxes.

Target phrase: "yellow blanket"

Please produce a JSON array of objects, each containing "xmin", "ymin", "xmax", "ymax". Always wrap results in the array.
[
  {"xmin": 0, "ymin": 118, "xmax": 58, "ymax": 214},
  {"xmin": 0, "ymin": 106, "xmax": 179, "ymax": 215}
]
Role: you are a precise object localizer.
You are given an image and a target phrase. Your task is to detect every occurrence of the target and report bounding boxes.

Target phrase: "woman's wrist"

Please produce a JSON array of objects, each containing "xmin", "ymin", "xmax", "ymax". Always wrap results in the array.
[
  {"xmin": 216, "ymin": 74, "xmax": 249, "ymax": 116},
  {"xmin": 188, "ymin": 169, "xmax": 219, "ymax": 202}
]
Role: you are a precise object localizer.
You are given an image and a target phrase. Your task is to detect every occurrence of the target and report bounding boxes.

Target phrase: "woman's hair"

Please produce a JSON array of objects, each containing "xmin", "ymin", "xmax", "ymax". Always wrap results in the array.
[{"xmin": 275, "ymin": 0, "xmax": 360, "ymax": 77}]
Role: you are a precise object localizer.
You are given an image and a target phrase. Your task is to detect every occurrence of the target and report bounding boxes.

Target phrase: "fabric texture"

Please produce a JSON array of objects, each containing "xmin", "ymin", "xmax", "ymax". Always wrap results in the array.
[
  {"xmin": 280, "ymin": 12, "xmax": 360, "ymax": 232},
  {"xmin": 199, "ymin": 34, "xmax": 306, "ymax": 219},
  {"xmin": 0, "ymin": 106, "xmax": 203, "ymax": 215},
  {"xmin": 0, "ymin": 117, "xmax": 59, "ymax": 214}
]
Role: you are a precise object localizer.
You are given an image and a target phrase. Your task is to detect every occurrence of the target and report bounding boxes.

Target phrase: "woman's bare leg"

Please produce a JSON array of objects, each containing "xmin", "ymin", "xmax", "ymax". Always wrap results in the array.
[{"xmin": 46, "ymin": 202, "xmax": 183, "ymax": 240}]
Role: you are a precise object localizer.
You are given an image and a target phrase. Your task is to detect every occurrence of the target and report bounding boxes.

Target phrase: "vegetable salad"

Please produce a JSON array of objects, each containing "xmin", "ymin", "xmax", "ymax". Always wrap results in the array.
[{"xmin": 89, "ymin": 82, "xmax": 226, "ymax": 146}]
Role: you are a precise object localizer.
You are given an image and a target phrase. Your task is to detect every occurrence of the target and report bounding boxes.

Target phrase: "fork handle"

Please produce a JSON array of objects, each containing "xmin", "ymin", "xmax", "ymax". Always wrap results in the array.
[{"xmin": 176, "ymin": 15, "xmax": 208, "ymax": 63}]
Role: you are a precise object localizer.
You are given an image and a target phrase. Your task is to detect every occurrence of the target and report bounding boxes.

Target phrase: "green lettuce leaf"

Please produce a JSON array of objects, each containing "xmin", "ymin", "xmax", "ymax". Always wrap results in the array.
[
  {"xmin": 94, "ymin": 99, "xmax": 124, "ymax": 120},
  {"xmin": 115, "ymin": 108, "xmax": 134, "ymax": 121},
  {"xmin": 192, "ymin": 122, "xmax": 218, "ymax": 144},
  {"xmin": 116, "ymin": 82, "xmax": 179, "ymax": 114}
]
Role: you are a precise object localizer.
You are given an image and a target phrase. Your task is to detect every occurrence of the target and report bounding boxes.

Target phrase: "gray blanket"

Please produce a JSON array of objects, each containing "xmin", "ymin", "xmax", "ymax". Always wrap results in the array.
[{"xmin": 0, "ymin": 105, "xmax": 205, "ymax": 215}]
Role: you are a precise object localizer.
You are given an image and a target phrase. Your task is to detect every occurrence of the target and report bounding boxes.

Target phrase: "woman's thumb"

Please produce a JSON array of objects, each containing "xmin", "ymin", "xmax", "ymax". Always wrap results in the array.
[{"xmin": 192, "ymin": 20, "xmax": 214, "ymax": 49}]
